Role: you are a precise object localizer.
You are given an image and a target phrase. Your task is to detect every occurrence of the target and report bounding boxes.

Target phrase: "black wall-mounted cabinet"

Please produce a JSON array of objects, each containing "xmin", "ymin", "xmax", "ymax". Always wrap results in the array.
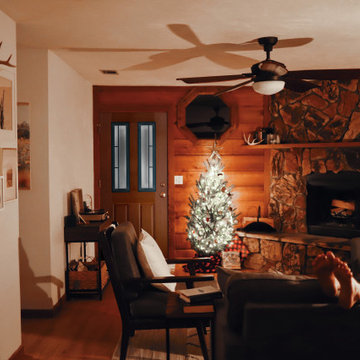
[{"xmin": 185, "ymin": 95, "xmax": 231, "ymax": 139}]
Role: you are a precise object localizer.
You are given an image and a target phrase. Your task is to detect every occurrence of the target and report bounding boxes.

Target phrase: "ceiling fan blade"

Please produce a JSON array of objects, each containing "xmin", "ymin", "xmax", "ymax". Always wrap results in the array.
[
  {"xmin": 167, "ymin": 24, "xmax": 203, "ymax": 46},
  {"xmin": 177, "ymin": 73, "xmax": 252, "ymax": 84},
  {"xmin": 215, "ymin": 79, "xmax": 254, "ymax": 96},
  {"xmin": 273, "ymin": 38, "xmax": 313, "ymax": 49},
  {"xmin": 284, "ymin": 78, "xmax": 319, "ymax": 93},
  {"xmin": 286, "ymin": 69, "xmax": 360, "ymax": 80},
  {"xmin": 236, "ymin": 37, "xmax": 313, "ymax": 51}
]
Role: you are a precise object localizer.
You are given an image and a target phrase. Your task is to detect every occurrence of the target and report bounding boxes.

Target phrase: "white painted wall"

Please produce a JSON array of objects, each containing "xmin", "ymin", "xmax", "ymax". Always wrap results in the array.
[
  {"xmin": 0, "ymin": 10, "xmax": 22, "ymax": 360},
  {"xmin": 47, "ymin": 51, "xmax": 93, "ymax": 302},
  {"xmin": 17, "ymin": 48, "xmax": 93, "ymax": 309},
  {"xmin": 17, "ymin": 48, "xmax": 52, "ymax": 309}
]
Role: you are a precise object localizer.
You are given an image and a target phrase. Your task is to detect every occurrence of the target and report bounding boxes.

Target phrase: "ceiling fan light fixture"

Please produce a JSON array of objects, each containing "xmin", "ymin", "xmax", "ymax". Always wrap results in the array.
[{"xmin": 252, "ymin": 80, "xmax": 285, "ymax": 95}]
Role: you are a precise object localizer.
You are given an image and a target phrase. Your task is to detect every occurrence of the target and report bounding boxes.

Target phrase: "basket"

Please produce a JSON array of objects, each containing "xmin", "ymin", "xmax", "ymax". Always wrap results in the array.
[{"xmin": 69, "ymin": 261, "xmax": 109, "ymax": 290}]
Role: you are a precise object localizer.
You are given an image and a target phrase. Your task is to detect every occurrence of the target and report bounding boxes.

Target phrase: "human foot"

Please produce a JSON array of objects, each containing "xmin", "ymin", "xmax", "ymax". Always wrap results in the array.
[
  {"xmin": 312, "ymin": 251, "xmax": 339, "ymax": 297},
  {"xmin": 334, "ymin": 259, "xmax": 360, "ymax": 309}
]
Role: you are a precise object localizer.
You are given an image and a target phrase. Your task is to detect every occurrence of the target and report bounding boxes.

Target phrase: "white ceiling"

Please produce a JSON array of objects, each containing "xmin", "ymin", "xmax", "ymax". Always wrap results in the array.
[{"xmin": 1, "ymin": 0, "xmax": 360, "ymax": 86}]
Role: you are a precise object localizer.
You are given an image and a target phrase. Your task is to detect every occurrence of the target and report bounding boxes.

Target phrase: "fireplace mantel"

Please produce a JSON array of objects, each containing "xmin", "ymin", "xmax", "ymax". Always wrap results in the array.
[{"xmin": 241, "ymin": 141, "xmax": 360, "ymax": 150}]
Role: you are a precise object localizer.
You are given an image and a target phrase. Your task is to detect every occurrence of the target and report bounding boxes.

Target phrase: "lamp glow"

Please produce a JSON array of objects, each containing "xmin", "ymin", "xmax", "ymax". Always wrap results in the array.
[{"xmin": 253, "ymin": 80, "xmax": 285, "ymax": 95}]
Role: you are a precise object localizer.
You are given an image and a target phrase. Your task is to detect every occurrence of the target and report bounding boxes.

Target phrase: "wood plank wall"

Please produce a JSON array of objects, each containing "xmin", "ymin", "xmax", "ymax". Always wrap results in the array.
[
  {"xmin": 93, "ymin": 86, "xmax": 267, "ymax": 258},
  {"xmin": 170, "ymin": 89, "xmax": 266, "ymax": 257}
]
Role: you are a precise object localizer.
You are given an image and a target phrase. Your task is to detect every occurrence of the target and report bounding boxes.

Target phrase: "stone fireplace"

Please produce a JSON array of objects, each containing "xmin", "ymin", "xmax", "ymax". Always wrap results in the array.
[
  {"xmin": 268, "ymin": 79, "xmax": 360, "ymax": 235},
  {"xmin": 307, "ymin": 171, "xmax": 360, "ymax": 238},
  {"xmin": 237, "ymin": 79, "xmax": 360, "ymax": 275},
  {"xmin": 237, "ymin": 148, "xmax": 358, "ymax": 275},
  {"xmin": 269, "ymin": 147, "xmax": 360, "ymax": 234}
]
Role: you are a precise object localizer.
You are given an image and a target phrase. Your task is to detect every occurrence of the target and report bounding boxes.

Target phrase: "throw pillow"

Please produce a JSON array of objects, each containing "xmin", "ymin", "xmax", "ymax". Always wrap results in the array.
[{"xmin": 137, "ymin": 229, "xmax": 176, "ymax": 292}]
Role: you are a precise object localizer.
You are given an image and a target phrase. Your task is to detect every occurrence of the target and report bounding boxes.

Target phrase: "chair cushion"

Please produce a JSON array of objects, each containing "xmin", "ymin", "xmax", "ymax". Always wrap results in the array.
[
  {"xmin": 130, "ymin": 290, "xmax": 169, "ymax": 318},
  {"xmin": 137, "ymin": 229, "xmax": 176, "ymax": 292}
]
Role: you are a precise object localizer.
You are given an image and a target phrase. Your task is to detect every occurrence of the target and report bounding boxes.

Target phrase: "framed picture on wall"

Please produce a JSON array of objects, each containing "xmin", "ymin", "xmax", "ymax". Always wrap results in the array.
[
  {"xmin": 0, "ymin": 70, "xmax": 15, "ymax": 144},
  {"xmin": 0, "ymin": 176, "xmax": 4, "ymax": 210},
  {"xmin": 2, "ymin": 148, "xmax": 17, "ymax": 202},
  {"xmin": 17, "ymin": 102, "xmax": 31, "ymax": 190},
  {"xmin": 70, "ymin": 188, "xmax": 84, "ymax": 223}
]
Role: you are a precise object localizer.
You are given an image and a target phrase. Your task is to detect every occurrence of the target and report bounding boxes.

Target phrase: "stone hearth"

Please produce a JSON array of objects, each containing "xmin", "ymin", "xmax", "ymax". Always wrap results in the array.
[{"xmin": 237, "ymin": 231, "xmax": 350, "ymax": 275}]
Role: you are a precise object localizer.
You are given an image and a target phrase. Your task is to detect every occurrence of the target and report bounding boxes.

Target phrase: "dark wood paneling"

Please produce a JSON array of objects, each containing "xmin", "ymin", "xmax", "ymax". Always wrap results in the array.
[
  {"xmin": 171, "ymin": 88, "xmax": 266, "ymax": 256},
  {"xmin": 113, "ymin": 202, "xmax": 155, "ymax": 237},
  {"xmin": 93, "ymin": 86, "xmax": 267, "ymax": 258},
  {"xmin": 174, "ymin": 155, "xmax": 264, "ymax": 172},
  {"xmin": 175, "ymin": 172, "xmax": 265, "ymax": 188},
  {"xmin": 141, "ymin": 203, "xmax": 154, "ymax": 235},
  {"xmin": 175, "ymin": 186, "xmax": 265, "ymax": 202},
  {"xmin": 174, "ymin": 139, "xmax": 266, "ymax": 155},
  {"xmin": 113, "ymin": 203, "xmax": 127, "ymax": 225}
]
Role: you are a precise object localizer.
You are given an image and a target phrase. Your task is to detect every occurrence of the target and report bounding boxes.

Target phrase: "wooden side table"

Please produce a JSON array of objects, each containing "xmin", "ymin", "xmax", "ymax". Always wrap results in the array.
[
  {"xmin": 64, "ymin": 216, "xmax": 111, "ymax": 299},
  {"xmin": 166, "ymin": 292, "xmax": 216, "ymax": 360}
]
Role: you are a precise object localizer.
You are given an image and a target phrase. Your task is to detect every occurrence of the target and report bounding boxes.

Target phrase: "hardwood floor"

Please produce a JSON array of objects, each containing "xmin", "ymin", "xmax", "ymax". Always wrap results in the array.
[{"xmin": 15, "ymin": 285, "xmax": 121, "ymax": 360}]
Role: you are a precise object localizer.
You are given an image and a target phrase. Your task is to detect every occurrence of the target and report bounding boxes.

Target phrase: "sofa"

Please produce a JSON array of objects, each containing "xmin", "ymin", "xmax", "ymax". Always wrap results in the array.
[{"xmin": 214, "ymin": 267, "xmax": 360, "ymax": 360}]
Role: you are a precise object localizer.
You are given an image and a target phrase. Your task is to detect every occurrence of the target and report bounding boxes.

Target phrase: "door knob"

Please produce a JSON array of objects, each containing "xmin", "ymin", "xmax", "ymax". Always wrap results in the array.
[{"xmin": 159, "ymin": 192, "xmax": 166, "ymax": 198}]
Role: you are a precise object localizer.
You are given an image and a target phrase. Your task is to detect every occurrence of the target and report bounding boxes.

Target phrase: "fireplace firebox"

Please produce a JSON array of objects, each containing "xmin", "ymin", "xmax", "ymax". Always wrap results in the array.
[{"xmin": 306, "ymin": 171, "xmax": 360, "ymax": 238}]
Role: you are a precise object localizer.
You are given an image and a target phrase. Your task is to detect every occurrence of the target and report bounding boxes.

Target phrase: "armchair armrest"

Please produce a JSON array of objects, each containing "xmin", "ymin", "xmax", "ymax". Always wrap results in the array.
[
  {"xmin": 125, "ymin": 274, "xmax": 214, "ymax": 290},
  {"xmin": 149, "ymin": 275, "xmax": 214, "ymax": 284},
  {"xmin": 166, "ymin": 257, "xmax": 211, "ymax": 264}
]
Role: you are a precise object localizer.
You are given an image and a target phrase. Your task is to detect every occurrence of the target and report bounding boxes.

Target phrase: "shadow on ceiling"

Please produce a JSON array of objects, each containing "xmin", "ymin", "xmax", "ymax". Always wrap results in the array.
[{"xmin": 66, "ymin": 24, "xmax": 313, "ymax": 71}]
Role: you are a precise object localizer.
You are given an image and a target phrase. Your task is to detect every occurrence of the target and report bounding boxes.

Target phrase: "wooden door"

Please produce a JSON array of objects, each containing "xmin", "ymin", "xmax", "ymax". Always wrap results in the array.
[{"xmin": 99, "ymin": 112, "xmax": 168, "ymax": 255}]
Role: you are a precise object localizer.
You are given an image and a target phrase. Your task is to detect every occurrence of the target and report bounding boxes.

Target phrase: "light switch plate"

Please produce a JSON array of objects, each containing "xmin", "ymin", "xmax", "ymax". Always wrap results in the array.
[{"xmin": 174, "ymin": 175, "xmax": 183, "ymax": 185}]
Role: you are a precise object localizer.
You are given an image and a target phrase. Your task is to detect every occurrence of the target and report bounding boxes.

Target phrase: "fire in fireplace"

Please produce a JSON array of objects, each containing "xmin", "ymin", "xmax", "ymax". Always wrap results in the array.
[{"xmin": 306, "ymin": 171, "xmax": 360, "ymax": 238}]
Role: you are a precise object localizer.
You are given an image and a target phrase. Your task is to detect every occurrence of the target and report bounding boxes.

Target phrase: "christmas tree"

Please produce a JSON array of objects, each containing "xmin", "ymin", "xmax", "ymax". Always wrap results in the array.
[{"xmin": 186, "ymin": 142, "xmax": 238, "ymax": 256}]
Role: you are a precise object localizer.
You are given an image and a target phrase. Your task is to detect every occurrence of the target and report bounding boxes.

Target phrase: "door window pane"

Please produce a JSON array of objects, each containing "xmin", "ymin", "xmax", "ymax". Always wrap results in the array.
[
  {"xmin": 138, "ymin": 122, "xmax": 156, "ymax": 191},
  {"xmin": 112, "ymin": 122, "xmax": 129, "ymax": 192}
]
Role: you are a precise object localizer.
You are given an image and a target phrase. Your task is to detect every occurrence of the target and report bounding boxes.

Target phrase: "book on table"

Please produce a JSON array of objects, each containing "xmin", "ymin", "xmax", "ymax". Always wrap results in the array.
[{"xmin": 176, "ymin": 285, "xmax": 222, "ymax": 304}]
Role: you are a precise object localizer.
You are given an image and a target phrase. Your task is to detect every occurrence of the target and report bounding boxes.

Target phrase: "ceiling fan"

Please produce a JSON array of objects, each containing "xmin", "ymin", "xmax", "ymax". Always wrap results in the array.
[{"xmin": 177, "ymin": 36, "xmax": 360, "ymax": 95}]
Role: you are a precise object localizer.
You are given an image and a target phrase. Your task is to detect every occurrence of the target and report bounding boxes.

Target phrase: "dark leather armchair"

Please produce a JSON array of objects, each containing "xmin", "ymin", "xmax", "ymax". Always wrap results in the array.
[{"xmin": 100, "ymin": 221, "xmax": 214, "ymax": 360}]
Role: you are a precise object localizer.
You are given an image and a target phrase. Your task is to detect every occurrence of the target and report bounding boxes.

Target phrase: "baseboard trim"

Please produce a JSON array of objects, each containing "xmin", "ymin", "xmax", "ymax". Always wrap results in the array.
[
  {"xmin": 9, "ymin": 344, "xmax": 24, "ymax": 360},
  {"xmin": 21, "ymin": 294, "xmax": 66, "ymax": 318}
]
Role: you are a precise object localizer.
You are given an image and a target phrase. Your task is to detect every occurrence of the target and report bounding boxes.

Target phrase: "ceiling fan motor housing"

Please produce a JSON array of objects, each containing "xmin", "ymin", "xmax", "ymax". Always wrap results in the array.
[{"xmin": 252, "ymin": 60, "xmax": 288, "ymax": 82}]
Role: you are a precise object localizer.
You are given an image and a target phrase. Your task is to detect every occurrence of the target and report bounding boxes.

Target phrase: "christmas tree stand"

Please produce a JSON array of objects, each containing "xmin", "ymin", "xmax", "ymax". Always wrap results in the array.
[{"xmin": 184, "ymin": 253, "xmax": 222, "ymax": 273}]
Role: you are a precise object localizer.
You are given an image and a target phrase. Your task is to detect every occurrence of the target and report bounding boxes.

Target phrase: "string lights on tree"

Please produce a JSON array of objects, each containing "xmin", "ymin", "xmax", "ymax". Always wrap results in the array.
[{"xmin": 186, "ymin": 142, "xmax": 238, "ymax": 256}]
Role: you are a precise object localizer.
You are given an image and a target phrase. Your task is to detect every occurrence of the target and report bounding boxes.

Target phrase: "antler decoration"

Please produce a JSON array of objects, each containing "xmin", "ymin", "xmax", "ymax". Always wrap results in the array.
[
  {"xmin": 243, "ymin": 132, "xmax": 263, "ymax": 146},
  {"xmin": 0, "ymin": 42, "xmax": 16, "ymax": 68}
]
